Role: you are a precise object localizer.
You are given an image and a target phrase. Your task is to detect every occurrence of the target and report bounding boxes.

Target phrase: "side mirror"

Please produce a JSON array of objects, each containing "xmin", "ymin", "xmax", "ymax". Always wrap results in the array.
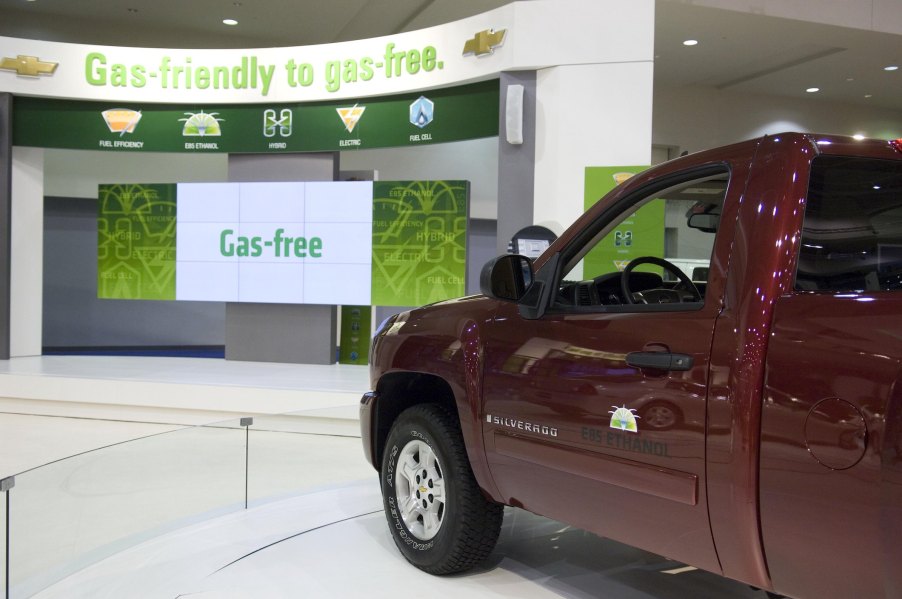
[{"xmin": 480, "ymin": 254, "xmax": 534, "ymax": 301}]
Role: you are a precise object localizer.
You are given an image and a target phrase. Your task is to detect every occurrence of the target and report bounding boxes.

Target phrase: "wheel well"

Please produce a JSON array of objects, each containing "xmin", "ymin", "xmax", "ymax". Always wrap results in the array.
[{"xmin": 372, "ymin": 372, "xmax": 458, "ymax": 470}]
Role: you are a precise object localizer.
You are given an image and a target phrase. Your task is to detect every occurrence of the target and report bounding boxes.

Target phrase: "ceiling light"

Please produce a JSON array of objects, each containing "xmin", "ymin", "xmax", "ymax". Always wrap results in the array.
[
  {"xmin": 682, "ymin": 39, "xmax": 698, "ymax": 46},
  {"xmin": 885, "ymin": 65, "xmax": 899, "ymax": 71},
  {"xmin": 223, "ymin": 18, "xmax": 238, "ymax": 26},
  {"xmin": 853, "ymin": 134, "xmax": 866, "ymax": 140},
  {"xmin": 865, "ymin": 94, "xmax": 873, "ymax": 98},
  {"xmin": 806, "ymin": 87, "xmax": 820, "ymax": 93}
]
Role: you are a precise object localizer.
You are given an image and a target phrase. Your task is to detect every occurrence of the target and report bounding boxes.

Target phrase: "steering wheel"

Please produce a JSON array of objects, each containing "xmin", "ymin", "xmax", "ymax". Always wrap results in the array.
[{"xmin": 621, "ymin": 256, "xmax": 702, "ymax": 305}]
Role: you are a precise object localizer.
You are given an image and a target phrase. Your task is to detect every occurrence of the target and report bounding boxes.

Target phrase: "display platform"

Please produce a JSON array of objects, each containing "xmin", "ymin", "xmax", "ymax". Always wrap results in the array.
[
  {"xmin": 0, "ymin": 356, "xmax": 367, "ymax": 434},
  {"xmin": 31, "ymin": 478, "xmax": 766, "ymax": 598}
]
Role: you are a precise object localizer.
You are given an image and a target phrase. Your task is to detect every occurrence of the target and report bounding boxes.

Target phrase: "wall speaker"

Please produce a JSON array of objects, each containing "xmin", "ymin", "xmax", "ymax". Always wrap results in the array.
[{"xmin": 505, "ymin": 84, "xmax": 524, "ymax": 145}]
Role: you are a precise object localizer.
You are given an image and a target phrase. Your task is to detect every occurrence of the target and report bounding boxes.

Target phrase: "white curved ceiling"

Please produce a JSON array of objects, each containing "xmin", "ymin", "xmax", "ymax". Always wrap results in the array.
[{"xmin": 0, "ymin": 0, "xmax": 900, "ymax": 109}]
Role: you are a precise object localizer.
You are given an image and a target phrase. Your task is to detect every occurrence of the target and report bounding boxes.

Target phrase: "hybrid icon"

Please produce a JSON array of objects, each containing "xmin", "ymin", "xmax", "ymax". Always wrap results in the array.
[
  {"xmin": 614, "ymin": 230, "xmax": 633, "ymax": 247},
  {"xmin": 264, "ymin": 108, "xmax": 292, "ymax": 137}
]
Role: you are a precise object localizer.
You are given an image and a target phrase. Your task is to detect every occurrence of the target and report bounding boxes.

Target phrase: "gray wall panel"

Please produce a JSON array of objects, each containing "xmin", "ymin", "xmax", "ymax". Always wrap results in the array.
[
  {"xmin": 225, "ymin": 302, "xmax": 336, "ymax": 364},
  {"xmin": 496, "ymin": 72, "xmax": 537, "ymax": 255},
  {"xmin": 227, "ymin": 153, "xmax": 338, "ymax": 183},
  {"xmin": 0, "ymin": 94, "xmax": 10, "ymax": 358},
  {"xmin": 467, "ymin": 218, "xmax": 497, "ymax": 295},
  {"xmin": 225, "ymin": 153, "xmax": 338, "ymax": 364}
]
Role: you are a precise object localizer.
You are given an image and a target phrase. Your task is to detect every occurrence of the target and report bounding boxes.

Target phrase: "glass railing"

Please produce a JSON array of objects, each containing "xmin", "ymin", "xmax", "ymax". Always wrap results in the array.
[
  {"xmin": 0, "ymin": 411, "xmax": 369, "ymax": 598},
  {"xmin": 2, "ymin": 477, "xmax": 9, "ymax": 599}
]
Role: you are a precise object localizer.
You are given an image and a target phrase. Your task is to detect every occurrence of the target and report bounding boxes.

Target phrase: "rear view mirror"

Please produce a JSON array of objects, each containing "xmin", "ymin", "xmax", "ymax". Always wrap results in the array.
[
  {"xmin": 480, "ymin": 255, "xmax": 534, "ymax": 301},
  {"xmin": 687, "ymin": 213, "xmax": 719, "ymax": 233}
]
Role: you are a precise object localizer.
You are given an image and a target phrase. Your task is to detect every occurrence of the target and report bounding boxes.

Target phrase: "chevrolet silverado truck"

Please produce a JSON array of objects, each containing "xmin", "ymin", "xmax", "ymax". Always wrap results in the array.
[{"xmin": 360, "ymin": 133, "xmax": 902, "ymax": 598}]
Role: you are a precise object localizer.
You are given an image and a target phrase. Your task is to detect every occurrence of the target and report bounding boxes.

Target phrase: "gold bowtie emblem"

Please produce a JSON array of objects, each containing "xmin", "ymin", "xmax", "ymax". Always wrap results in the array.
[
  {"xmin": 462, "ymin": 29, "xmax": 507, "ymax": 57},
  {"xmin": 0, "ymin": 55, "xmax": 58, "ymax": 77}
]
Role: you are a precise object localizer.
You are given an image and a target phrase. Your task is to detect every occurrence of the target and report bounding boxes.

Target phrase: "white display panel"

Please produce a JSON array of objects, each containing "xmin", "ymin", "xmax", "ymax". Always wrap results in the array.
[{"xmin": 175, "ymin": 181, "xmax": 373, "ymax": 304}]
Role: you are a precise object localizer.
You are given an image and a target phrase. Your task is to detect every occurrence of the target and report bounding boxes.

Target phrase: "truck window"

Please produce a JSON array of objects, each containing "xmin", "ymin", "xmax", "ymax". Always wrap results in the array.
[
  {"xmin": 553, "ymin": 171, "xmax": 728, "ymax": 310},
  {"xmin": 796, "ymin": 156, "xmax": 902, "ymax": 292}
]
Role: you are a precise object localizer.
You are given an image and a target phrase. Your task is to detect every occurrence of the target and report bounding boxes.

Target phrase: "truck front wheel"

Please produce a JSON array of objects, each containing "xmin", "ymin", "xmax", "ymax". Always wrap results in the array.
[{"xmin": 381, "ymin": 403, "xmax": 503, "ymax": 574}]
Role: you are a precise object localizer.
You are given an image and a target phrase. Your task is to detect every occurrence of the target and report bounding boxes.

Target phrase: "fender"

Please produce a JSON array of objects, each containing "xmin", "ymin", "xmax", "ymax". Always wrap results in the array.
[{"xmin": 369, "ymin": 295, "xmax": 503, "ymax": 501}]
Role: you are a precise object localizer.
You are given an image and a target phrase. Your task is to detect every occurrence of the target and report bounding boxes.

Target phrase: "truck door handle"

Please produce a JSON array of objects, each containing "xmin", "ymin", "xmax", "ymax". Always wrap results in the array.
[{"xmin": 626, "ymin": 351, "xmax": 694, "ymax": 371}]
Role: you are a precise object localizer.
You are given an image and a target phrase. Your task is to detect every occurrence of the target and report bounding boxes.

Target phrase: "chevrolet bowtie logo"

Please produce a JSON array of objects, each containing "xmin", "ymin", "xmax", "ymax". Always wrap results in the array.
[
  {"xmin": 0, "ymin": 55, "xmax": 58, "ymax": 77},
  {"xmin": 462, "ymin": 29, "xmax": 507, "ymax": 57}
]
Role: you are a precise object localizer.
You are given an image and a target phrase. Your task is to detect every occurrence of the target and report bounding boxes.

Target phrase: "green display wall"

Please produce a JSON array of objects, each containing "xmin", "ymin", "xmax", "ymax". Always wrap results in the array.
[
  {"xmin": 371, "ymin": 180, "xmax": 468, "ymax": 306},
  {"xmin": 583, "ymin": 166, "xmax": 660, "ymax": 274},
  {"xmin": 97, "ymin": 183, "xmax": 177, "ymax": 300}
]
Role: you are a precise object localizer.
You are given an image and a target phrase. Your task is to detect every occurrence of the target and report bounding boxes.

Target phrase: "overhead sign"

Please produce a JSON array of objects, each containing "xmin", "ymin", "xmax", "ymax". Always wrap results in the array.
[
  {"xmin": 0, "ymin": 13, "xmax": 509, "ymax": 103},
  {"xmin": 13, "ymin": 79, "xmax": 498, "ymax": 153},
  {"xmin": 0, "ymin": 1, "xmax": 654, "ymax": 104},
  {"xmin": 0, "ymin": 36, "xmax": 485, "ymax": 103},
  {"xmin": 98, "ymin": 180, "xmax": 469, "ymax": 306}
]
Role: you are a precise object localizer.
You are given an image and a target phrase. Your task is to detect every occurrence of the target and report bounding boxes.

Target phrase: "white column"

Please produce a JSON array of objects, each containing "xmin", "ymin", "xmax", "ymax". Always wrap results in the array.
[
  {"xmin": 11, "ymin": 147, "xmax": 44, "ymax": 357},
  {"xmin": 533, "ymin": 61, "xmax": 654, "ymax": 234}
]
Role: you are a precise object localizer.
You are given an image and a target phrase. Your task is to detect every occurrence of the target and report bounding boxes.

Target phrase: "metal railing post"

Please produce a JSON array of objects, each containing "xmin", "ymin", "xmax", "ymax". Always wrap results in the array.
[
  {"xmin": 1, "ymin": 476, "xmax": 15, "ymax": 599},
  {"xmin": 239, "ymin": 418, "xmax": 253, "ymax": 509}
]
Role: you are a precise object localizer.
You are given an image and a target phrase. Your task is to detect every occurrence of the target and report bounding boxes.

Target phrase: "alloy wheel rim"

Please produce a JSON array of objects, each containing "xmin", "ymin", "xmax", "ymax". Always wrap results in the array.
[{"xmin": 395, "ymin": 439, "xmax": 446, "ymax": 540}]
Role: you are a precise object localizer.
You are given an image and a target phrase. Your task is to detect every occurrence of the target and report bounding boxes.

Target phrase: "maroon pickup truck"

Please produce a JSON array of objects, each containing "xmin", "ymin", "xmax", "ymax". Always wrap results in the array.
[{"xmin": 360, "ymin": 132, "xmax": 902, "ymax": 598}]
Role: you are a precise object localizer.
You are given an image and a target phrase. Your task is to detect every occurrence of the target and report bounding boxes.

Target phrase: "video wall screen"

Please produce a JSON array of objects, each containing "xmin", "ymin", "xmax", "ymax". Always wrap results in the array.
[{"xmin": 98, "ymin": 180, "xmax": 469, "ymax": 306}]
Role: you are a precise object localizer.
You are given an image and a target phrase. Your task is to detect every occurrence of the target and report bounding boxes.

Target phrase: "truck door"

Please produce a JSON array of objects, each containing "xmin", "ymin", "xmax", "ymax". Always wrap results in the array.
[
  {"xmin": 481, "ymin": 162, "xmax": 744, "ymax": 573},
  {"xmin": 760, "ymin": 152, "xmax": 902, "ymax": 598}
]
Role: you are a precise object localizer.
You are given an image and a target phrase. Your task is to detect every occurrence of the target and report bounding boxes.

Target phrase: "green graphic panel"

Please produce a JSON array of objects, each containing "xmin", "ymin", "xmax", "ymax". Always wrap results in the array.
[
  {"xmin": 97, "ymin": 184, "xmax": 177, "ymax": 299},
  {"xmin": 13, "ymin": 80, "xmax": 498, "ymax": 153},
  {"xmin": 583, "ymin": 166, "xmax": 662, "ymax": 275},
  {"xmin": 339, "ymin": 305, "xmax": 372, "ymax": 365},
  {"xmin": 371, "ymin": 181, "xmax": 468, "ymax": 306}
]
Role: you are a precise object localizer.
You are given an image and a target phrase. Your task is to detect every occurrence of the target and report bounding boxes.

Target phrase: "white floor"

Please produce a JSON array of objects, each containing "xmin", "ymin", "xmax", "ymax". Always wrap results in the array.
[
  {"xmin": 0, "ymin": 357, "xmax": 768, "ymax": 598},
  {"xmin": 27, "ymin": 481, "xmax": 765, "ymax": 599}
]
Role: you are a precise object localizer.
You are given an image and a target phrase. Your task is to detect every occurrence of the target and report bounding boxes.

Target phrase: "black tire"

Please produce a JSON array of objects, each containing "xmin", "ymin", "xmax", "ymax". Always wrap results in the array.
[{"xmin": 380, "ymin": 403, "xmax": 503, "ymax": 574}]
